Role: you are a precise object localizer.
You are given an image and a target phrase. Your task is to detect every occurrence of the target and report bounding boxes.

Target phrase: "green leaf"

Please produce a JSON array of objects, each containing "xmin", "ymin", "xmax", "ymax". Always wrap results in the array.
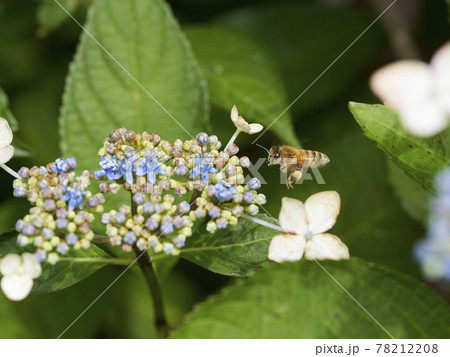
[
  {"xmin": 388, "ymin": 161, "xmax": 431, "ymax": 224},
  {"xmin": 184, "ymin": 25, "xmax": 299, "ymax": 146},
  {"xmin": 172, "ymin": 259, "xmax": 450, "ymax": 338},
  {"xmin": 180, "ymin": 214, "xmax": 276, "ymax": 277},
  {"xmin": 0, "ymin": 87, "xmax": 18, "ymax": 132},
  {"xmin": 217, "ymin": 3, "xmax": 385, "ymax": 116},
  {"xmin": 349, "ymin": 102, "xmax": 450, "ymax": 191},
  {"xmin": 59, "ymin": 0, "xmax": 209, "ymax": 173},
  {"xmin": 37, "ymin": 0, "xmax": 89, "ymax": 36},
  {"xmin": 0, "ymin": 231, "xmax": 129, "ymax": 293}
]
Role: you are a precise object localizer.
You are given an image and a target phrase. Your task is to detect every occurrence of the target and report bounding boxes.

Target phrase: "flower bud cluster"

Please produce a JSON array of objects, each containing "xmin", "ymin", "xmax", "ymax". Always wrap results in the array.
[
  {"xmin": 12, "ymin": 158, "xmax": 103, "ymax": 264},
  {"xmin": 96, "ymin": 129, "xmax": 266, "ymax": 251},
  {"xmin": 101, "ymin": 194, "xmax": 192, "ymax": 255}
]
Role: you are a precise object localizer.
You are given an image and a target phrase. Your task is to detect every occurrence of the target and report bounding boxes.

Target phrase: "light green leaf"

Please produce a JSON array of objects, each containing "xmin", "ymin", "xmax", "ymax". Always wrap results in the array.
[
  {"xmin": 349, "ymin": 102, "xmax": 450, "ymax": 191},
  {"xmin": 180, "ymin": 214, "xmax": 276, "ymax": 277},
  {"xmin": 217, "ymin": 3, "xmax": 384, "ymax": 116},
  {"xmin": 59, "ymin": 0, "xmax": 209, "ymax": 173},
  {"xmin": 184, "ymin": 25, "xmax": 299, "ymax": 146},
  {"xmin": 172, "ymin": 259, "xmax": 450, "ymax": 338},
  {"xmin": 0, "ymin": 231, "xmax": 130, "ymax": 293}
]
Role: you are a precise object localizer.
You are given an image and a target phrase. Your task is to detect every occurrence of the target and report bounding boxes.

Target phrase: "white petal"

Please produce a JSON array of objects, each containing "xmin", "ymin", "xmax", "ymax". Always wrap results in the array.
[
  {"xmin": 248, "ymin": 123, "xmax": 264, "ymax": 134},
  {"xmin": 268, "ymin": 234, "xmax": 306, "ymax": 263},
  {"xmin": 234, "ymin": 117, "xmax": 251, "ymax": 132},
  {"xmin": 21, "ymin": 253, "xmax": 42, "ymax": 279},
  {"xmin": 400, "ymin": 100, "xmax": 448, "ymax": 137},
  {"xmin": 370, "ymin": 60, "xmax": 434, "ymax": 110},
  {"xmin": 430, "ymin": 41, "xmax": 450, "ymax": 113},
  {"xmin": 0, "ymin": 145, "xmax": 14, "ymax": 165},
  {"xmin": 230, "ymin": 105, "xmax": 239, "ymax": 122},
  {"xmin": 279, "ymin": 197, "xmax": 308, "ymax": 235},
  {"xmin": 1, "ymin": 274, "xmax": 33, "ymax": 301},
  {"xmin": 304, "ymin": 233, "xmax": 350, "ymax": 261},
  {"xmin": 0, "ymin": 118, "xmax": 13, "ymax": 147},
  {"xmin": 0, "ymin": 254, "xmax": 21, "ymax": 276},
  {"xmin": 304, "ymin": 191, "xmax": 340, "ymax": 234}
]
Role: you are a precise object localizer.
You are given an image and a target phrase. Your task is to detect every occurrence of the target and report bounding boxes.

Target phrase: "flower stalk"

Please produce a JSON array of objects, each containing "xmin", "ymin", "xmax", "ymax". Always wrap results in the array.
[
  {"xmin": 0, "ymin": 163, "xmax": 21, "ymax": 179},
  {"xmin": 131, "ymin": 196, "xmax": 169, "ymax": 338}
]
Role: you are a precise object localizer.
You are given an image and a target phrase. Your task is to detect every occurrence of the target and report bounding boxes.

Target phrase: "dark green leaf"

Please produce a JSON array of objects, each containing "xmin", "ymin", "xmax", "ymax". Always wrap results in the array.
[
  {"xmin": 217, "ymin": 3, "xmax": 385, "ymax": 116},
  {"xmin": 172, "ymin": 259, "xmax": 450, "ymax": 338},
  {"xmin": 59, "ymin": 0, "xmax": 209, "ymax": 173},
  {"xmin": 37, "ymin": 0, "xmax": 89, "ymax": 36},
  {"xmin": 0, "ymin": 87, "xmax": 18, "ymax": 132},
  {"xmin": 0, "ymin": 230, "xmax": 128, "ymax": 293},
  {"xmin": 185, "ymin": 25, "xmax": 299, "ymax": 146},
  {"xmin": 388, "ymin": 161, "xmax": 431, "ymax": 224},
  {"xmin": 349, "ymin": 102, "xmax": 450, "ymax": 191},
  {"xmin": 180, "ymin": 214, "xmax": 276, "ymax": 276}
]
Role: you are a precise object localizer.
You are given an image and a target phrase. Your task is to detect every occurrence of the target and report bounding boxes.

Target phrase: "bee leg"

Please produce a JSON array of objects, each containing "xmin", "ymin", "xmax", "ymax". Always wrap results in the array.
[{"xmin": 286, "ymin": 170, "xmax": 303, "ymax": 189}]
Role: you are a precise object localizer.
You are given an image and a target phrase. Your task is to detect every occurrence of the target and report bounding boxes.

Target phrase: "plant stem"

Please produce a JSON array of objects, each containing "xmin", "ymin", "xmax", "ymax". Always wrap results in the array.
[
  {"xmin": 0, "ymin": 164, "xmax": 21, "ymax": 179},
  {"xmin": 241, "ymin": 214, "xmax": 284, "ymax": 232},
  {"xmin": 131, "ymin": 195, "xmax": 169, "ymax": 338},
  {"xmin": 224, "ymin": 128, "xmax": 241, "ymax": 151},
  {"xmin": 58, "ymin": 257, "xmax": 133, "ymax": 266}
]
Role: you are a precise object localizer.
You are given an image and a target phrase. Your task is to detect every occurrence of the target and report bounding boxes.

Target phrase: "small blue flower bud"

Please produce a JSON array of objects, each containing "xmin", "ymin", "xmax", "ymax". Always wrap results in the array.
[
  {"xmin": 208, "ymin": 206, "xmax": 221, "ymax": 218},
  {"xmin": 18, "ymin": 167, "xmax": 30, "ymax": 179},
  {"xmin": 163, "ymin": 243, "xmax": 174, "ymax": 254},
  {"xmin": 177, "ymin": 201, "xmax": 190, "ymax": 215},
  {"xmin": 142, "ymin": 202, "xmax": 154, "ymax": 215},
  {"xmin": 232, "ymin": 205, "xmax": 244, "ymax": 217},
  {"xmin": 133, "ymin": 192, "xmax": 146, "ymax": 205},
  {"xmin": 35, "ymin": 249, "xmax": 47, "ymax": 262},
  {"xmin": 247, "ymin": 204, "xmax": 259, "ymax": 215},
  {"xmin": 205, "ymin": 185, "xmax": 216, "ymax": 197},
  {"xmin": 42, "ymin": 228, "xmax": 54, "ymax": 240},
  {"xmin": 66, "ymin": 233, "xmax": 78, "ymax": 245},
  {"xmin": 255, "ymin": 193, "xmax": 267, "ymax": 205},
  {"xmin": 43, "ymin": 199, "xmax": 57, "ymax": 212},
  {"xmin": 196, "ymin": 132, "xmax": 209, "ymax": 146},
  {"xmin": 243, "ymin": 192, "xmax": 255, "ymax": 203},
  {"xmin": 22, "ymin": 223, "xmax": 36, "ymax": 236},
  {"xmin": 240, "ymin": 156, "xmax": 250, "ymax": 168},
  {"xmin": 56, "ymin": 218, "xmax": 68, "ymax": 230},
  {"xmin": 216, "ymin": 217, "xmax": 228, "ymax": 229},
  {"xmin": 66, "ymin": 158, "xmax": 77, "ymax": 170},
  {"xmin": 227, "ymin": 143, "xmax": 239, "ymax": 155},
  {"xmin": 172, "ymin": 235, "xmax": 186, "ymax": 248},
  {"xmin": 154, "ymin": 203, "xmax": 164, "ymax": 213},
  {"xmin": 123, "ymin": 232, "xmax": 137, "ymax": 244},
  {"xmin": 247, "ymin": 178, "xmax": 261, "ymax": 190},
  {"xmin": 15, "ymin": 220, "xmax": 24, "ymax": 232},
  {"xmin": 57, "ymin": 242, "xmax": 69, "ymax": 255},
  {"xmin": 145, "ymin": 217, "xmax": 159, "ymax": 231},
  {"xmin": 208, "ymin": 135, "xmax": 218, "ymax": 146},
  {"xmin": 195, "ymin": 207, "xmax": 206, "ymax": 218},
  {"xmin": 114, "ymin": 212, "xmax": 127, "ymax": 224},
  {"xmin": 13, "ymin": 186, "xmax": 27, "ymax": 197},
  {"xmin": 101, "ymin": 213, "xmax": 111, "ymax": 224}
]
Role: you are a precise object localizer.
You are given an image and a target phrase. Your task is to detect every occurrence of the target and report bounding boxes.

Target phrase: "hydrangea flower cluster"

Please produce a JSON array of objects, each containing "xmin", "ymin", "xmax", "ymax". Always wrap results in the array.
[
  {"xmin": 414, "ymin": 168, "xmax": 450, "ymax": 281},
  {"xmin": 95, "ymin": 127, "xmax": 266, "ymax": 254},
  {"xmin": 12, "ymin": 158, "xmax": 104, "ymax": 264}
]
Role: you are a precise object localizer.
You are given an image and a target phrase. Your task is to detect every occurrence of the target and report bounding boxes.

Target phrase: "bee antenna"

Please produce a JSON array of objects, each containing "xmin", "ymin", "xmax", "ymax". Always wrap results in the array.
[{"xmin": 255, "ymin": 143, "xmax": 270, "ymax": 154}]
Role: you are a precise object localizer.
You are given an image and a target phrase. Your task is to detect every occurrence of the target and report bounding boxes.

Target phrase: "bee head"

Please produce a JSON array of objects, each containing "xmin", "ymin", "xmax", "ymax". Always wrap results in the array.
[{"xmin": 268, "ymin": 146, "xmax": 281, "ymax": 166}]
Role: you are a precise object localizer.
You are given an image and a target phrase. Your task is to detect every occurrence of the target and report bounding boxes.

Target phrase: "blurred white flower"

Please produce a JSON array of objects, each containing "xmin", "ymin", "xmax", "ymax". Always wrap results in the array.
[
  {"xmin": 225, "ymin": 106, "xmax": 263, "ymax": 151},
  {"xmin": 268, "ymin": 191, "xmax": 349, "ymax": 263},
  {"xmin": 370, "ymin": 41, "xmax": 450, "ymax": 137},
  {"xmin": 0, "ymin": 253, "xmax": 42, "ymax": 301},
  {"xmin": 0, "ymin": 117, "xmax": 14, "ymax": 165}
]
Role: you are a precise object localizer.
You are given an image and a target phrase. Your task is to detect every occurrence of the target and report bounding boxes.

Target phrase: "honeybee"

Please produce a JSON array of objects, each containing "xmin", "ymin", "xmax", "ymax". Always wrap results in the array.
[{"xmin": 257, "ymin": 144, "xmax": 330, "ymax": 189}]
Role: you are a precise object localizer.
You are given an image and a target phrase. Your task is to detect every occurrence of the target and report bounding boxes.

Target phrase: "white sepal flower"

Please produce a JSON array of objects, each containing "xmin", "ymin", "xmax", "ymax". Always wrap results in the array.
[
  {"xmin": 370, "ymin": 41, "xmax": 450, "ymax": 137},
  {"xmin": 0, "ymin": 253, "xmax": 42, "ymax": 301},
  {"xmin": 0, "ymin": 117, "xmax": 14, "ymax": 165},
  {"xmin": 268, "ymin": 191, "xmax": 349, "ymax": 263},
  {"xmin": 230, "ymin": 105, "xmax": 263, "ymax": 134}
]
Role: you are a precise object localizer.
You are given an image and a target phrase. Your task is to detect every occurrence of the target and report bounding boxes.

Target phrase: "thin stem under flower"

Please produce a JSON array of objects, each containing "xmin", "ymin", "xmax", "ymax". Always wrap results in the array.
[
  {"xmin": 224, "ymin": 128, "xmax": 241, "ymax": 152},
  {"xmin": 0, "ymin": 164, "xmax": 21, "ymax": 180},
  {"xmin": 131, "ymin": 196, "xmax": 169, "ymax": 338},
  {"xmin": 241, "ymin": 214, "xmax": 284, "ymax": 232}
]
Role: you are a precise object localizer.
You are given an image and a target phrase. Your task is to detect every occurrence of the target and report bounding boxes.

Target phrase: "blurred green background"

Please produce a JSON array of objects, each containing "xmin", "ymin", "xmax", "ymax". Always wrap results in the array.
[{"xmin": 0, "ymin": 0, "xmax": 449, "ymax": 338}]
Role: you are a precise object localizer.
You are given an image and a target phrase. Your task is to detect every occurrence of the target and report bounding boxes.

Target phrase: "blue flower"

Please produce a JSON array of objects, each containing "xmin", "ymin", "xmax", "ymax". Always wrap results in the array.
[
  {"xmin": 190, "ymin": 155, "xmax": 217, "ymax": 184},
  {"xmin": 94, "ymin": 156, "xmax": 124, "ymax": 181},
  {"xmin": 61, "ymin": 184, "xmax": 87, "ymax": 211},
  {"xmin": 52, "ymin": 158, "xmax": 69, "ymax": 173},
  {"xmin": 136, "ymin": 149, "xmax": 166, "ymax": 184},
  {"xmin": 215, "ymin": 181, "xmax": 236, "ymax": 201}
]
